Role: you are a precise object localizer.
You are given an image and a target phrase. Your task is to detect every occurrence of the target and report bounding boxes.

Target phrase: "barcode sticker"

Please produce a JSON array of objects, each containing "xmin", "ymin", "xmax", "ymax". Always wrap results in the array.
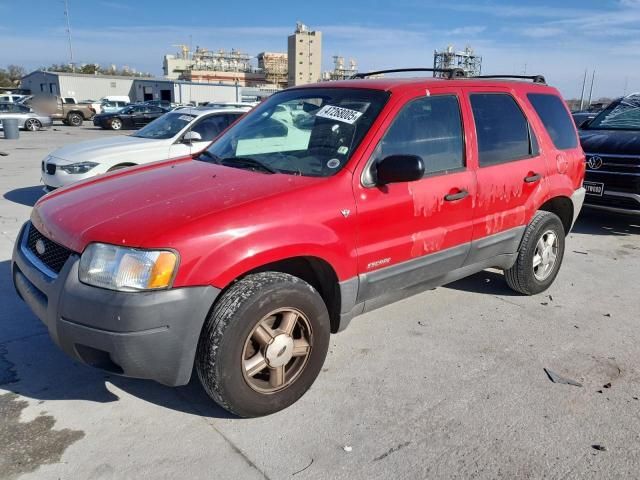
[{"xmin": 316, "ymin": 105, "xmax": 363, "ymax": 124}]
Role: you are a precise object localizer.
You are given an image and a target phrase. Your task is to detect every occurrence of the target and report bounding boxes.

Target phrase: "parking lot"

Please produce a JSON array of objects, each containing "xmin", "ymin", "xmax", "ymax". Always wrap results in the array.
[{"xmin": 1, "ymin": 126, "xmax": 639, "ymax": 479}]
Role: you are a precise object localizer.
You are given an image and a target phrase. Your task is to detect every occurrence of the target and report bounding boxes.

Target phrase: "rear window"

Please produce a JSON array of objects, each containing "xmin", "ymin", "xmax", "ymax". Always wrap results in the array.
[
  {"xmin": 527, "ymin": 93, "xmax": 577, "ymax": 150},
  {"xmin": 470, "ymin": 93, "xmax": 535, "ymax": 166}
]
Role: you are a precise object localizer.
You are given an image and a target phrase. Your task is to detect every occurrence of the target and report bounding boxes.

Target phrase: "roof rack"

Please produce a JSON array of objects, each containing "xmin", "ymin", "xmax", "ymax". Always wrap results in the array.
[
  {"xmin": 350, "ymin": 69, "xmax": 546, "ymax": 84},
  {"xmin": 350, "ymin": 67, "xmax": 466, "ymax": 80},
  {"xmin": 472, "ymin": 74, "xmax": 547, "ymax": 84}
]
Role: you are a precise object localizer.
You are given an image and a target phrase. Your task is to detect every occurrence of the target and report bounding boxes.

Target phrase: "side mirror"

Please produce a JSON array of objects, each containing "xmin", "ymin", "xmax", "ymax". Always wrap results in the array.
[
  {"xmin": 375, "ymin": 155, "xmax": 425, "ymax": 185},
  {"xmin": 182, "ymin": 131, "xmax": 202, "ymax": 143}
]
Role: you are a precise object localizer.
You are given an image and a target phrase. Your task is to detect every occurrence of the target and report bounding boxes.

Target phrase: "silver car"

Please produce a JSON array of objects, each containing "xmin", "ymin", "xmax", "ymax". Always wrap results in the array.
[{"xmin": 0, "ymin": 102, "xmax": 53, "ymax": 131}]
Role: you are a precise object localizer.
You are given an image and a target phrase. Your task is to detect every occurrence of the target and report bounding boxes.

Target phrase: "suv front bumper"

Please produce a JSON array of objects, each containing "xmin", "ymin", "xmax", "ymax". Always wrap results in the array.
[{"xmin": 11, "ymin": 223, "xmax": 219, "ymax": 386}]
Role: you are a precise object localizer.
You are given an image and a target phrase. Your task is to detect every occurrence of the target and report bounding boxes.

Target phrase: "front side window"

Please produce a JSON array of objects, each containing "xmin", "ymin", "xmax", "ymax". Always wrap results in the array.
[
  {"xmin": 470, "ymin": 93, "xmax": 534, "ymax": 166},
  {"xmin": 527, "ymin": 93, "xmax": 577, "ymax": 150},
  {"xmin": 132, "ymin": 111, "xmax": 196, "ymax": 139},
  {"xmin": 191, "ymin": 115, "xmax": 228, "ymax": 140},
  {"xmin": 366, "ymin": 95, "xmax": 464, "ymax": 184},
  {"xmin": 587, "ymin": 95, "xmax": 640, "ymax": 131},
  {"xmin": 200, "ymin": 88, "xmax": 389, "ymax": 177}
]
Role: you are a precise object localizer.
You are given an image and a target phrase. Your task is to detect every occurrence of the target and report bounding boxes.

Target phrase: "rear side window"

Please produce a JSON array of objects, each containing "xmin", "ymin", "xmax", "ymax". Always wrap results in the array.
[
  {"xmin": 470, "ymin": 93, "xmax": 533, "ymax": 166},
  {"xmin": 527, "ymin": 93, "xmax": 577, "ymax": 150},
  {"xmin": 376, "ymin": 95, "xmax": 464, "ymax": 175}
]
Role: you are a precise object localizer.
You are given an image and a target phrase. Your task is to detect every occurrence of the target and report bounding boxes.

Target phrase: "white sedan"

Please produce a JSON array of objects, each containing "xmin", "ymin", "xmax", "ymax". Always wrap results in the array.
[{"xmin": 41, "ymin": 107, "xmax": 248, "ymax": 189}]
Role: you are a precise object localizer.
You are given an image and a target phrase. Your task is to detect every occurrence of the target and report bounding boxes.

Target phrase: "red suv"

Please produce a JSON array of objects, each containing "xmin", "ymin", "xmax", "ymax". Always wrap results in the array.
[{"xmin": 12, "ymin": 70, "xmax": 585, "ymax": 417}]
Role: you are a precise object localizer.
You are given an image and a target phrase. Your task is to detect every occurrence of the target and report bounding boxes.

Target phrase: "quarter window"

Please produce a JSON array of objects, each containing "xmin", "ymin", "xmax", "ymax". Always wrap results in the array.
[
  {"xmin": 374, "ymin": 95, "xmax": 464, "ymax": 177},
  {"xmin": 527, "ymin": 93, "xmax": 578, "ymax": 150},
  {"xmin": 470, "ymin": 93, "xmax": 534, "ymax": 166}
]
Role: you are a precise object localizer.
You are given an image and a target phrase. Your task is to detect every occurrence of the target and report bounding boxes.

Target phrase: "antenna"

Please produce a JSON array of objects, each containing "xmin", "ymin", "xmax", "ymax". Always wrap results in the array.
[{"xmin": 63, "ymin": 0, "xmax": 75, "ymax": 71}]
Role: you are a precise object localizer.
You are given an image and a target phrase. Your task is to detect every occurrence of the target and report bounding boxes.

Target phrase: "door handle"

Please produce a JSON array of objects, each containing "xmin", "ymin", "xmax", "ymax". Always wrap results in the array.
[
  {"xmin": 444, "ymin": 189, "xmax": 469, "ymax": 201},
  {"xmin": 524, "ymin": 173, "xmax": 542, "ymax": 183}
]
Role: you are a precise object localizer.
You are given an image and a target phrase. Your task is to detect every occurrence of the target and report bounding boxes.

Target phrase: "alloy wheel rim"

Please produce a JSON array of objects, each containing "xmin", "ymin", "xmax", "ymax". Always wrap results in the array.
[
  {"xmin": 533, "ymin": 229, "xmax": 558, "ymax": 281},
  {"xmin": 111, "ymin": 119, "xmax": 121, "ymax": 129},
  {"xmin": 241, "ymin": 308, "xmax": 313, "ymax": 394},
  {"xmin": 26, "ymin": 119, "xmax": 39, "ymax": 130}
]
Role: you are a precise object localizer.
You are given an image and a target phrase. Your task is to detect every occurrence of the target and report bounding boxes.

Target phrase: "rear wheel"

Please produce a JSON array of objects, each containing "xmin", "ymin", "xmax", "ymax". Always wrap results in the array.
[
  {"xmin": 196, "ymin": 272, "xmax": 330, "ymax": 417},
  {"xmin": 504, "ymin": 211, "xmax": 565, "ymax": 295},
  {"xmin": 109, "ymin": 118, "xmax": 122, "ymax": 130},
  {"xmin": 67, "ymin": 112, "xmax": 83, "ymax": 126},
  {"xmin": 24, "ymin": 118, "xmax": 41, "ymax": 131}
]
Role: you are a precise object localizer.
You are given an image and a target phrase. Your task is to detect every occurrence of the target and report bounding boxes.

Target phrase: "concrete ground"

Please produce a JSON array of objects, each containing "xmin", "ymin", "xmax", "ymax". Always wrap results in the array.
[{"xmin": 1, "ymin": 125, "xmax": 639, "ymax": 480}]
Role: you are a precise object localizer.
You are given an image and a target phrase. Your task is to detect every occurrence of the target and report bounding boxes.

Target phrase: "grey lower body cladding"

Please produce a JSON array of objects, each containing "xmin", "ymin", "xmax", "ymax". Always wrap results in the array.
[
  {"xmin": 337, "ymin": 226, "xmax": 526, "ymax": 331},
  {"xmin": 11, "ymin": 222, "xmax": 219, "ymax": 386}
]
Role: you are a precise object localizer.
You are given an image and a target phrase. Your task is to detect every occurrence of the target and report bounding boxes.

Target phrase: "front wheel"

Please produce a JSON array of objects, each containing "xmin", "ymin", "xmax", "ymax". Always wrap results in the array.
[
  {"xmin": 24, "ymin": 118, "xmax": 42, "ymax": 131},
  {"xmin": 504, "ymin": 211, "xmax": 565, "ymax": 295},
  {"xmin": 109, "ymin": 118, "xmax": 122, "ymax": 130},
  {"xmin": 196, "ymin": 272, "xmax": 331, "ymax": 417}
]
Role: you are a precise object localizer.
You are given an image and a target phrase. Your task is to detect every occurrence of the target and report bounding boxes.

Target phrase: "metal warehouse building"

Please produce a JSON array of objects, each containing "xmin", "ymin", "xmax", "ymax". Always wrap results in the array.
[{"xmin": 20, "ymin": 71, "xmax": 240, "ymax": 104}]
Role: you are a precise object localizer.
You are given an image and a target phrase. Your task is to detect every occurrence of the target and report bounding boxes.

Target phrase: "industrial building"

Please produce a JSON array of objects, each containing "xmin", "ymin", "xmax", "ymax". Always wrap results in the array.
[
  {"xmin": 322, "ymin": 56, "xmax": 358, "ymax": 81},
  {"xmin": 433, "ymin": 45, "xmax": 482, "ymax": 77},
  {"xmin": 257, "ymin": 52, "xmax": 288, "ymax": 89},
  {"xmin": 20, "ymin": 71, "xmax": 239, "ymax": 104},
  {"xmin": 287, "ymin": 22, "xmax": 322, "ymax": 86}
]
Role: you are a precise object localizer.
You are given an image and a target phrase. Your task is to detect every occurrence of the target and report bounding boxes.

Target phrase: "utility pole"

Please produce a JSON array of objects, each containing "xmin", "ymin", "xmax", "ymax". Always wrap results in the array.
[
  {"xmin": 63, "ymin": 0, "xmax": 75, "ymax": 71},
  {"xmin": 587, "ymin": 70, "xmax": 596, "ymax": 109},
  {"xmin": 579, "ymin": 69, "xmax": 587, "ymax": 111}
]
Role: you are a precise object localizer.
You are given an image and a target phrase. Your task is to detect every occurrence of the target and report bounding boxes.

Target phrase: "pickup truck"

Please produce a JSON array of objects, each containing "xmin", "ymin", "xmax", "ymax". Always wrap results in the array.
[
  {"xmin": 13, "ymin": 69, "xmax": 585, "ymax": 417},
  {"xmin": 23, "ymin": 95, "xmax": 95, "ymax": 126}
]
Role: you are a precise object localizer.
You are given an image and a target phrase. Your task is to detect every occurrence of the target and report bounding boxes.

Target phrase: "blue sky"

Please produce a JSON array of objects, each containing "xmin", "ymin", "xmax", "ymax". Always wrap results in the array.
[{"xmin": 2, "ymin": 0, "xmax": 640, "ymax": 99}]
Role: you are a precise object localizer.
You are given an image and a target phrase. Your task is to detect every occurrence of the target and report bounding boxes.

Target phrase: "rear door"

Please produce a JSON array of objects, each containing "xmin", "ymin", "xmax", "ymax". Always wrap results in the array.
[
  {"xmin": 464, "ymin": 88, "xmax": 549, "ymax": 263},
  {"xmin": 353, "ymin": 86, "xmax": 476, "ymax": 302}
]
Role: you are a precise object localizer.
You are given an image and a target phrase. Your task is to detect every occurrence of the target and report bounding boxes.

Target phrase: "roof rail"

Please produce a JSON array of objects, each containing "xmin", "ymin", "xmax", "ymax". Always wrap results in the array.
[
  {"xmin": 472, "ymin": 74, "xmax": 547, "ymax": 84},
  {"xmin": 350, "ymin": 67, "xmax": 466, "ymax": 80}
]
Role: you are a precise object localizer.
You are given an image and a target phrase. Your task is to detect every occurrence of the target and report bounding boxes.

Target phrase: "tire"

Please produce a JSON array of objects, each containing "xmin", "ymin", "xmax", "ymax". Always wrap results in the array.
[
  {"xmin": 109, "ymin": 118, "xmax": 122, "ymax": 130},
  {"xmin": 196, "ymin": 272, "xmax": 331, "ymax": 417},
  {"xmin": 504, "ymin": 211, "xmax": 565, "ymax": 295},
  {"xmin": 24, "ymin": 118, "xmax": 42, "ymax": 131},
  {"xmin": 67, "ymin": 112, "xmax": 83, "ymax": 126}
]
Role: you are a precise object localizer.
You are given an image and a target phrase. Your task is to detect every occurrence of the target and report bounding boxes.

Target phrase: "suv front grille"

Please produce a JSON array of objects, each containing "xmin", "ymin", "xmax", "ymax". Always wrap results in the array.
[
  {"xmin": 45, "ymin": 163, "xmax": 56, "ymax": 175},
  {"xmin": 26, "ymin": 223, "xmax": 75, "ymax": 274}
]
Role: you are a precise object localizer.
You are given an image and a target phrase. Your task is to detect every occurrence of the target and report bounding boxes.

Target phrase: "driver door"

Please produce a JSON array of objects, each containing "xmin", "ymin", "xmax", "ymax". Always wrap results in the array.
[{"xmin": 353, "ymin": 87, "xmax": 476, "ymax": 302}]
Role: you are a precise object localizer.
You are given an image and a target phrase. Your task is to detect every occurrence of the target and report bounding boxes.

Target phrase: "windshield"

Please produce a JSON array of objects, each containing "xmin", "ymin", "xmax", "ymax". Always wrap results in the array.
[
  {"xmin": 587, "ymin": 95, "xmax": 640, "ymax": 130},
  {"xmin": 132, "ymin": 111, "xmax": 195, "ymax": 139},
  {"xmin": 199, "ymin": 88, "xmax": 389, "ymax": 177}
]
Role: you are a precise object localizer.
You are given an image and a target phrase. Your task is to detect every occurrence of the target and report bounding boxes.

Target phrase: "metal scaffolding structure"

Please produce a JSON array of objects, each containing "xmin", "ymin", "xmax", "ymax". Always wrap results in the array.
[
  {"xmin": 322, "ymin": 56, "xmax": 358, "ymax": 81},
  {"xmin": 433, "ymin": 45, "xmax": 482, "ymax": 77}
]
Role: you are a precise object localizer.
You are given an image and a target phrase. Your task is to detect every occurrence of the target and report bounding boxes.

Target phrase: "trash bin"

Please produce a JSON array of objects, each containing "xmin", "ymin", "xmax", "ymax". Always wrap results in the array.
[{"xmin": 2, "ymin": 119, "xmax": 20, "ymax": 140}]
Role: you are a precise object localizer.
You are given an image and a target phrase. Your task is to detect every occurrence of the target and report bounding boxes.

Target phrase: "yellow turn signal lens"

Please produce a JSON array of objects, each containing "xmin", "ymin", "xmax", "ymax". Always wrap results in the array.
[{"xmin": 148, "ymin": 251, "xmax": 178, "ymax": 289}]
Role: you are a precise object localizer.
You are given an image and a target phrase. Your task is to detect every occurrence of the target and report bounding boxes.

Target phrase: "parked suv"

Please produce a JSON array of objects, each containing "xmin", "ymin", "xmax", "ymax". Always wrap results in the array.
[
  {"xmin": 579, "ymin": 93, "xmax": 640, "ymax": 214},
  {"xmin": 12, "ymin": 71, "xmax": 585, "ymax": 417}
]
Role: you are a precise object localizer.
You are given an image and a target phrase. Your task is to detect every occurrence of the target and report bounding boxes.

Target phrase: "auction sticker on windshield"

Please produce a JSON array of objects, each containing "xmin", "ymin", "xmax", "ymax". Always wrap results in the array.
[{"xmin": 316, "ymin": 105, "xmax": 363, "ymax": 124}]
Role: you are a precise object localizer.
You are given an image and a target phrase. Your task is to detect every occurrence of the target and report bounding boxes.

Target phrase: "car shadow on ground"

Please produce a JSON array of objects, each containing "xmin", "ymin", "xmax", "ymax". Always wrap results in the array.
[
  {"xmin": 445, "ymin": 270, "xmax": 517, "ymax": 296},
  {"xmin": 3, "ymin": 186, "xmax": 45, "ymax": 207},
  {"xmin": 0, "ymin": 259, "xmax": 237, "ymax": 419},
  {"xmin": 572, "ymin": 209, "xmax": 640, "ymax": 236}
]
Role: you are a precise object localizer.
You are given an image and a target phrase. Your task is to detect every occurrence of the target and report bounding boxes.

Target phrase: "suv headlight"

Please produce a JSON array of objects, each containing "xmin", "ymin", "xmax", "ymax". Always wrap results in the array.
[
  {"xmin": 59, "ymin": 161, "xmax": 98, "ymax": 174},
  {"xmin": 79, "ymin": 243, "xmax": 178, "ymax": 291}
]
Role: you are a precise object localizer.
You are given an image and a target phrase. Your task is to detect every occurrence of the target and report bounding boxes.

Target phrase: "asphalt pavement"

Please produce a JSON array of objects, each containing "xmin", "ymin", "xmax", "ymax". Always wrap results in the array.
[{"xmin": 1, "ymin": 125, "xmax": 639, "ymax": 479}]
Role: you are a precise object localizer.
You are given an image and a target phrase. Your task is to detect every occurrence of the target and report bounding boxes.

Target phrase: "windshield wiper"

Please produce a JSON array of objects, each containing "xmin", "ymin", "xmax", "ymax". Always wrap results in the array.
[
  {"xmin": 219, "ymin": 156, "xmax": 277, "ymax": 174},
  {"xmin": 197, "ymin": 150, "xmax": 221, "ymax": 164}
]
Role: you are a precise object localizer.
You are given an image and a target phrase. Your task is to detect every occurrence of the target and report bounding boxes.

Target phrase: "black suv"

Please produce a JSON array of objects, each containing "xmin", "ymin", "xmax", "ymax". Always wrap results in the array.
[{"xmin": 579, "ymin": 94, "xmax": 640, "ymax": 214}]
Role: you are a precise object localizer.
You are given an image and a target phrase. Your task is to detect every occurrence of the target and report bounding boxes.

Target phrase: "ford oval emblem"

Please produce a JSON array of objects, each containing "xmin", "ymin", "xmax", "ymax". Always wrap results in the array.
[
  {"xmin": 35, "ymin": 239, "xmax": 46, "ymax": 255},
  {"xmin": 587, "ymin": 155, "xmax": 603, "ymax": 170}
]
